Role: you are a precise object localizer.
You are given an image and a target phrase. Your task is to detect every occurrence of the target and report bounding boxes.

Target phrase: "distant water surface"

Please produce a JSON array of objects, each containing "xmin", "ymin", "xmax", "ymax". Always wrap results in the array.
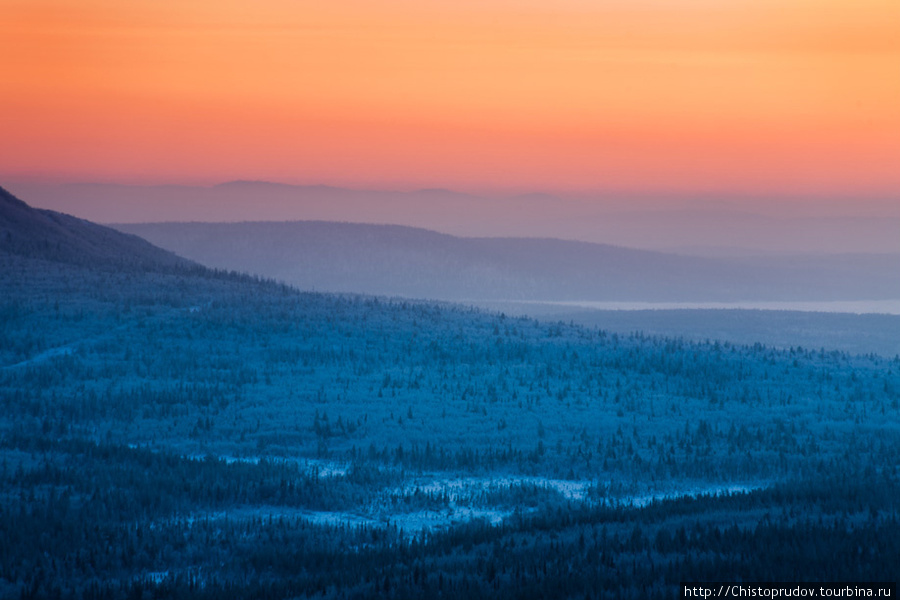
[{"xmin": 519, "ymin": 300, "xmax": 900, "ymax": 315}]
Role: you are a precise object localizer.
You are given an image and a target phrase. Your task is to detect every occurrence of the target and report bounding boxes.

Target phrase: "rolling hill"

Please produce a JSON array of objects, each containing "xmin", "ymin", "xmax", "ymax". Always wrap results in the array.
[
  {"xmin": 11, "ymin": 179, "xmax": 900, "ymax": 255},
  {"xmin": 115, "ymin": 220, "xmax": 900, "ymax": 302}
]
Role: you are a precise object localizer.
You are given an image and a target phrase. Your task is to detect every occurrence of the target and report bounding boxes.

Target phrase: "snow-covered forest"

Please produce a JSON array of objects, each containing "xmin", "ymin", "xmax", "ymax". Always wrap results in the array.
[{"xmin": 2, "ymin": 187, "xmax": 899, "ymax": 598}]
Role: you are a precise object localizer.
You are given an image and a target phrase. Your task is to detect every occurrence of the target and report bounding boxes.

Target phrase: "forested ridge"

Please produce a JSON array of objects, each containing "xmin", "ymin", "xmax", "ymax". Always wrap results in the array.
[{"xmin": 2, "ymin": 189, "xmax": 898, "ymax": 598}]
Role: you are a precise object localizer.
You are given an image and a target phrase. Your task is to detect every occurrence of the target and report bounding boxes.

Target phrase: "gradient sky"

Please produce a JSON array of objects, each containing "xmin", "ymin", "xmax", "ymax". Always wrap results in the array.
[{"xmin": 2, "ymin": 0, "xmax": 899, "ymax": 197}]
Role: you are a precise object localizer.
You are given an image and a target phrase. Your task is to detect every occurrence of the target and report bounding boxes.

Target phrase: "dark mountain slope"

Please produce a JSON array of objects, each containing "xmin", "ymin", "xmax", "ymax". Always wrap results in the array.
[{"xmin": 0, "ymin": 185, "xmax": 190, "ymax": 270}]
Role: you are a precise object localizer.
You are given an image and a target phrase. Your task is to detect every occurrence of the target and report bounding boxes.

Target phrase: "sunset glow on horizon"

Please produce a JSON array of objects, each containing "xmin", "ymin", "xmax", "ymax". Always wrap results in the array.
[{"xmin": 2, "ymin": 0, "xmax": 899, "ymax": 198}]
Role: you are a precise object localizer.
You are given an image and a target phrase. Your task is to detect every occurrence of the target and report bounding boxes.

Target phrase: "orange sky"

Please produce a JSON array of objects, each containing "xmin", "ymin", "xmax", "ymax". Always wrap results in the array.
[{"xmin": 2, "ymin": 0, "xmax": 899, "ymax": 196}]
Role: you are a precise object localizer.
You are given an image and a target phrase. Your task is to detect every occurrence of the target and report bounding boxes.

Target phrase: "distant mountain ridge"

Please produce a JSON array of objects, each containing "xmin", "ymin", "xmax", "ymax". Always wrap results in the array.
[
  {"xmin": 4, "ymin": 181, "xmax": 898, "ymax": 304},
  {"xmin": 9, "ymin": 180, "xmax": 900, "ymax": 255},
  {"xmin": 114, "ymin": 220, "xmax": 900, "ymax": 302},
  {"xmin": 0, "ymin": 185, "xmax": 190, "ymax": 269}
]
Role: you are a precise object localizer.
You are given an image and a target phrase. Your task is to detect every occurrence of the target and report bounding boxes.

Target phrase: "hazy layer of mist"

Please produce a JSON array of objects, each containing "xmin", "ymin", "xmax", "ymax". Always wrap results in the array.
[{"xmin": 10, "ymin": 180, "xmax": 900, "ymax": 255}]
